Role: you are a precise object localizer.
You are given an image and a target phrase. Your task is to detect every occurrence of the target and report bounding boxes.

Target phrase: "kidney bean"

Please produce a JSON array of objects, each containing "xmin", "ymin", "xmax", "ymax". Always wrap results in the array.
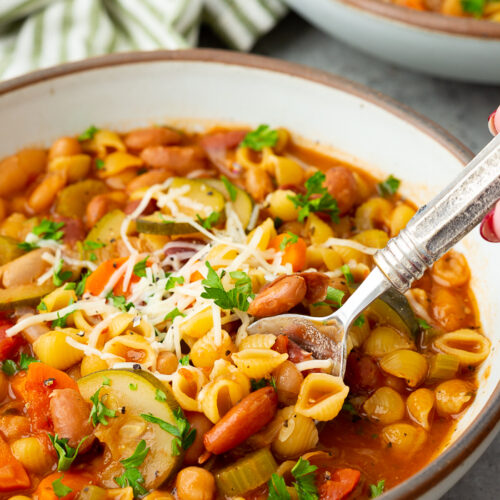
[
  {"xmin": 199, "ymin": 130, "xmax": 247, "ymax": 151},
  {"xmin": 248, "ymin": 275, "xmax": 307, "ymax": 317},
  {"xmin": 324, "ymin": 166, "xmax": 358, "ymax": 215},
  {"xmin": 203, "ymin": 387, "xmax": 277, "ymax": 454},
  {"xmin": 140, "ymin": 146, "xmax": 206, "ymax": 174},
  {"xmin": 126, "ymin": 169, "xmax": 173, "ymax": 194}
]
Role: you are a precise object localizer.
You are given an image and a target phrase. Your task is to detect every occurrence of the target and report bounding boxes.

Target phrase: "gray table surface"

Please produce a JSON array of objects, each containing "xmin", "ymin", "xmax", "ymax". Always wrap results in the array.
[{"xmin": 202, "ymin": 11, "xmax": 500, "ymax": 499}]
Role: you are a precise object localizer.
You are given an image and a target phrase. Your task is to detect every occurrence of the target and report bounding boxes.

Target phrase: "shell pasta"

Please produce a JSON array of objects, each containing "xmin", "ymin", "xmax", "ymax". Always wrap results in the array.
[{"xmin": 0, "ymin": 122, "xmax": 489, "ymax": 500}]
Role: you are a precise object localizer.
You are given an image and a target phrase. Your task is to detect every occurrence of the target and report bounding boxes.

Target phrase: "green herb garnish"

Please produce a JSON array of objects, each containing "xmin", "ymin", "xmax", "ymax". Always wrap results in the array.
[
  {"xmin": 133, "ymin": 257, "xmax": 149, "ymax": 278},
  {"xmin": 369, "ymin": 480, "xmax": 385, "ymax": 498},
  {"xmin": 52, "ymin": 475, "xmax": 73, "ymax": 498},
  {"xmin": 196, "ymin": 211, "xmax": 221, "ymax": 230},
  {"xmin": 114, "ymin": 439, "xmax": 149, "ymax": 497},
  {"xmin": 89, "ymin": 387, "xmax": 116, "ymax": 426},
  {"xmin": 49, "ymin": 434, "xmax": 89, "ymax": 471},
  {"xmin": 221, "ymin": 175, "xmax": 238, "ymax": 201},
  {"xmin": 240, "ymin": 124, "xmax": 278, "ymax": 151},
  {"xmin": 378, "ymin": 175, "xmax": 400, "ymax": 197},
  {"xmin": 78, "ymin": 125, "xmax": 99, "ymax": 142},
  {"xmin": 279, "ymin": 232, "xmax": 299, "ymax": 251}
]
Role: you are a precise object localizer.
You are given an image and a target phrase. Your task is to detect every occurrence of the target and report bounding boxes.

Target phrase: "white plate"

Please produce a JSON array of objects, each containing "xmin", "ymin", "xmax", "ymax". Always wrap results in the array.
[
  {"xmin": 0, "ymin": 50, "xmax": 498, "ymax": 498},
  {"xmin": 285, "ymin": 0, "xmax": 500, "ymax": 83}
]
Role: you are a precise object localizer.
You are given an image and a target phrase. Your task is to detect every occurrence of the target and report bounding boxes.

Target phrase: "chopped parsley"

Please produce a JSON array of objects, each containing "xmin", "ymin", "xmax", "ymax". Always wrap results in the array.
[
  {"xmin": 89, "ymin": 387, "xmax": 117, "ymax": 426},
  {"xmin": 353, "ymin": 314, "xmax": 366, "ymax": 327},
  {"xmin": 313, "ymin": 286, "xmax": 345, "ymax": 308},
  {"xmin": 251, "ymin": 377, "xmax": 276, "ymax": 391},
  {"xmin": 49, "ymin": 434, "xmax": 88, "ymax": 471},
  {"xmin": 141, "ymin": 408, "xmax": 196, "ymax": 456},
  {"xmin": 51, "ymin": 299, "xmax": 74, "ymax": 328},
  {"xmin": 291, "ymin": 458, "xmax": 318, "ymax": 500},
  {"xmin": 268, "ymin": 474, "xmax": 290, "ymax": 500},
  {"xmin": 201, "ymin": 262, "xmax": 254, "ymax": 312},
  {"xmin": 52, "ymin": 475, "xmax": 73, "ymax": 498},
  {"xmin": 179, "ymin": 355, "xmax": 190, "ymax": 366},
  {"xmin": 288, "ymin": 171, "xmax": 339, "ymax": 223},
  {"xmin": 53, "ymin": 259, "xmax": 72, "ymax": 287},
  {"xmin": 83, "ymin": 240, "xmax": 105, "ymax": 251},
  {"xmin": 164, "ymin": 308, "xmax": 186, "ymax": 322},
  {"xmin": 102, "ymin": 376, "xmax": 111, "ymax": 386},
  {"xmin": 95, "ymin": 158, "xmax": 105, "ymax": 170},
  {"xmin": 221, "ymin": 175, "xmax": 238, "ymax": 201},
  {"xmin": 279, "ymin": 232, "xmax": 299, "ymax": 251},
  {"xmin": 75, "ymin": 270, "xmax": 90, "ymax": 297},
  {"xmin": 418, "ymin": 318, "xmax": 431, "ymax": 330},
  {"xmin": 1, "ymin": 360, "xmax": 17, "ymax": 376},
  {"xmin": 378, "ymin": 175, "xmax": 400, "ymax": 197},
  {"xmin": 133, "ymin": 257, "xmax": 149, "ymax": 278},
  {"xmin": 106, "ymin": 291, "xmax": 133, "ymax": 312},
  {"xmin": 18, "ymin": 219, "xmax": 65, "ymax": 250},
  {"xmin": 37, "ymin": 300, "xmax": 48, "ymax": 312},
  {"xmin": 165, "ymin": 275, "xmax": 185, "ymax": 291},
  {"xmin": 155, "ymin": 389, "xmax": 167, "ymax": 402},
  {"xmin": 240, "ymin": 124, "xmax": 278, "ymax": 151},
  {"xmin": 19, "ymin": 353, "xmax": 39, "ymax": 370},
  {"xmin": 114, "ymin": 439, "xmax": 149, "ymax": 497},
  {"xmin": 129, "ymin": 383, "xmax": 138, "ymax": 391},
  {"xmin": 78, "ymin": 125, "xmax": 99, "ymax": 142},
  {"xmin": 196, "ymin": 211, "xmax": 221, "ymax": 230},
  {"xmin": 461, "ymin": 0, "xmax": 485, "ymax": 16},
  {"xmin": 341, "ymin": 264, "xmax": 354, "ymax": 285},
  {"xmin": 369, "ymin": 480, "xmax": 385, "ymax": 498}
]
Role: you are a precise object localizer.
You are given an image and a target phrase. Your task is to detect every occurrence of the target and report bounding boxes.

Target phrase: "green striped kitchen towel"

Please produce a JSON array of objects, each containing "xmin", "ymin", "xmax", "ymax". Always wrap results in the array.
[{"xmin": 0, "ymin": 0, "xmax": 287, "ymax": 80}]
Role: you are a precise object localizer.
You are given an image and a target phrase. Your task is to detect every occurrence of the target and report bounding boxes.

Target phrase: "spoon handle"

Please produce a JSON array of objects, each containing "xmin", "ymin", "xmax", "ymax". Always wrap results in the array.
[{"xmin": 375, "ymin": 134, "xmax": 500, "ymax": 293}]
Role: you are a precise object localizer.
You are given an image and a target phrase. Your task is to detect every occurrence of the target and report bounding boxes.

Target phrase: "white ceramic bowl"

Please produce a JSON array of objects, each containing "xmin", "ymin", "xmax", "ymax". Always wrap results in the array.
[
  {"xmin": 0, "ymin": 50, "xmax": 498, "ymax": 498},
  {"xmin": 285, "ymin": 0, "xmax": 500, "ymax": 83}
]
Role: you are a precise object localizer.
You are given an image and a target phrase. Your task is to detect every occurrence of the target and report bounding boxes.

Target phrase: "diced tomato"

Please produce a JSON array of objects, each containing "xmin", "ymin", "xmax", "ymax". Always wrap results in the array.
[
  {"xmin": 25, "ymin": 363, "xmax": 79, "ymax": 431},
  {"xmin": 318, "ymin": 468, "xmax": 361, "ymax": 500},
  {"xmin": 0, "ymin": 319, "xmax": 23, "ymax": 361},
  {"xmin": 35, "ymin": 471, "xmax": 93, "ymax": 500},
  {"xmin": 0, "ymin": 435, "xmax": 30, "ymax": 491},
  {"xmin": 272, "ymin": 334, "xmax": 312, "ymax": 363}
]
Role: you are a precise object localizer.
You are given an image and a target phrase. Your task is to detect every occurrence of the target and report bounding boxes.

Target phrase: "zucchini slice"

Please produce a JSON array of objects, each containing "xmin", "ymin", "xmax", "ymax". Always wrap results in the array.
[
  {"xmin": 136, "ymin": 213, "xmax": 197, "ymax": 236},
  {"xmin": 167, "ymin": 178, "xmax": 225, "ymax": 219},
  {"xmin": 215, "ymin": 448, "xmax": 277, "ymax": 496},
  {"xmin": 56, "ymin": 179, "xmax": 108, "ymax": 218},
  {"xmin": 0, "ymin": 235, "xmax": 24, "ymax": 265},
  {"xmin": 78, "ymin": 369, "xmax": 182, "ymax": 490},
  {"xmin": 84, "ymin": 209, "xmax": 132, "ymax": 247},
  {"xmin": 202, "ymin": 179, "xmax": 254, "ymax": 229},
  {"xmin": 0, "ymin": 282, "xmax": 56, "ymax": 310}
]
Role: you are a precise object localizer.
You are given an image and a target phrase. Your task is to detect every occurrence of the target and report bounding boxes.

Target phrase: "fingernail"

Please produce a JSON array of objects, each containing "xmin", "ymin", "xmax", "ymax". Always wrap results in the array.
[
  {"xmin": 488, "ymin": 106, "xmax": 500, "ymax": 136},
  {"xmin": 480, "ymin": 201, "xmax": 500, "ymax": 242}
]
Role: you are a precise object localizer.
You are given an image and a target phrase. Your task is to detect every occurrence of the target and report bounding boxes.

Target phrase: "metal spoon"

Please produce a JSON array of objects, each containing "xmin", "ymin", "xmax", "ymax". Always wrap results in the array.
[{"xmin": 247, "ymin": 134, "xmax": 500, "ymax": 377}]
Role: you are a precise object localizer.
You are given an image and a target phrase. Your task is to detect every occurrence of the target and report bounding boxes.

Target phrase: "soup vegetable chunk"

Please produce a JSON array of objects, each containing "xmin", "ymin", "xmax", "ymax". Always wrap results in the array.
[
  {"xmin": 0, "ymin": 123, "xmax": 489, "ymax": 500},
  {"xmin": 391, "ymin": 0, "xmax": 500, "ymax": 21}
]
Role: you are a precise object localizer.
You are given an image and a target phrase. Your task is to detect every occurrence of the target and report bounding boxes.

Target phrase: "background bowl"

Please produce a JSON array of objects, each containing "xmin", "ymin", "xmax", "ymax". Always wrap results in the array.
[
  {"xmin": 284, "ymin": 0, "xmax": 500, "ymax": 83},
  {"xmin": 0, "ymin": 49, "xmax": 498, "ymax": 498}
]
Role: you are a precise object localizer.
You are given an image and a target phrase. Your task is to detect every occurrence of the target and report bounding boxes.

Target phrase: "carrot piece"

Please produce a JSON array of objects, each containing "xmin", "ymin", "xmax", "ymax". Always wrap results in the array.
[
  {"xmin": 318, "ymin": 468, "xmax": 361, "ymax": 500},
  {"xmin": 268, "ymin": 234, "xmax": 307, "ymax": 272},
  {"xmin": 25, "ymin": 363, "xmax": 79, "ymax": 431},
  {"xmin": 190, "ymin": 270, "xmax": 204, "ymax": 282},
  {"xmin": 10, "ymin": 370, "xmax": 28, "ymax": 401},
  {"xmin": 35, "ymin": 471, "xmax": 93, "ymax": 500},
  {"xmin": 0, "ymin": 435, "xmax": 30, "ymax": 491}
]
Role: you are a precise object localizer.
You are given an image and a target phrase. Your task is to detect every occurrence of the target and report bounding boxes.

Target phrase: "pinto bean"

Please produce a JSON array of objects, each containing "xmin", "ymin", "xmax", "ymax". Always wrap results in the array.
[
  {"xmin": 1, "ymin": 248, "xmax": 50, "ymax": 288},
  {"xmin": 126, "ymin": 169, "xmax": 174, "ymax": 194},
  {"xmin": 49, "ymin": 388, "xmax": 94, "ymax": 451},
  {"xmin": 248, "ymin": 275, "xmax": 307, "ymax": 318},
  {"xmin": 140, "ymin": 146, "xmax": 206, "ymax": 174},
  {"xmin": 273, "ymin": 360, "xmax": 304, "ymax": 405},
  {"xmin": 124, "ymin": 127, "xmax": 182, "ymax": 151},
  {"xmin": 203, "ymin": 387, "xmax": 277, "ymax": 454},
  {"xmin": 183, "ymin": 412, "xmax": 213, "ymax": 465},
  {"xmin": 245, "ymin": 166, "xmax": 273, "ymax": 202},
  {"xmin": 298, "ymin": 272, "xmax": 330, "ymax": 303},
  {"xmin": 325, "ymin": 166, "xmax": 358, "ymax": 215}
]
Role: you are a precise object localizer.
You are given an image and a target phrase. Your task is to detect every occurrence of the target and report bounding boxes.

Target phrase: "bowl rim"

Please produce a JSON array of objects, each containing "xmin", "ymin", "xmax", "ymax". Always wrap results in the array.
[
  {"xmin": 335, "ymin": 0, "xmax": 500, "ymax": 39},
  {"xmin": 0, "ymin": 49, "xmax": 498, "ymax": 499}
]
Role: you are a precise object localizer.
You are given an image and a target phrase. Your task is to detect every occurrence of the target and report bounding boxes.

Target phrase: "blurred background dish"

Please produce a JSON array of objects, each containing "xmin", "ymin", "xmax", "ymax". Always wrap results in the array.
[{"xmin": 284, "ymin": 0, "xmax": 500, "ymax": 83}]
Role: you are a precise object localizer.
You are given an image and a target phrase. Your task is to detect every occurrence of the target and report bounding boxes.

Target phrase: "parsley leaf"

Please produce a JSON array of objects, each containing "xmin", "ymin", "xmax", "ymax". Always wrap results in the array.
[
  {"xmin": 49, "ymin": 434, "xmax": 88, "ymax": 471},
  {"xmin": 19, "ymin": 353, "xmax": 39, "ymax": 370},
  {"xmin": 141, "ymin": 408, "xmax": 196, "ymax": 456},
  {"xmin": 89, "ymin": 387, "xmax": 117, "ymax": 426},
  {"xmin": 288, "ymin": 171, "xmax": 339, "ymax": 223},
  {"xmin": 369, "ymin": 480, "xmax": 385, "ymax": 498},
  {"xmin": 37, "ymin": 300, "xmax": 48, "ymax": 312},
  {"xmin": 417, "ymin": 318, "xmax": 431, "ymax": 330},
  {"xmin": 83, "ymin": 240, "xmax": 105, "ymax": 251},
  {"xmin": 1, "ymin": 360, "xmax": 17, "ymax": 376},
  {"xmin": 133, "ymin": 257, "xmax": 149, "ymax": 278},
  {"xmin": 114, "ymin": 439, "xmax": 149, "ymax": 497},
  {"xmin": 291, "ymin": 458, "xmax": 318, "ymax": 500},
  {"xmin": 240, "ymin": 124, "xmax": 278, "ymax": 151},
  {"xmin": 155, "ymin": 389, "xmax": 167, "ymax": 402},
  {"xmin": 342, "ymin": 400, "xmax": 359, "ymax": 417},
  {"xmin": 221, "ymin": 175, "xmax": 238, "ymax": 201},
  {"xmin": 51, "ymin": 299, "xmax": 74, "ymax": 328},
  {"xmin": 341, "ymin": 264, "xmax": 354, "ymax": 285},
  {"xmin": 279, "ymin": 232, "xmax": 299, "ymax": 251},
  {"xmin": 313, "ymin": 286, "xmax": 345, "ymax": 308},
  {"xmin": 95, "ymin": 158, "xmax": 105, "ymax": 170},
  {"xmin": 102, "ymin": 376, "xmax": 111, "ymax": 386},
  {"xmin": 53, "ymin": 259, "xmax": 72, "ymax": 287},
  {"xmin": 353, "ymin": 314, "xmax": 366, "ymax": 327},
  {"xmin": 78, "ymin": 125, "xmax": 99, "ymax": 142},
  {"xmin": 75, "ymin": 270, "xmax": 90, "ymax": 297},
  {"xmin": 19, "ymin": 219, "xmax": 65, "ymax": 249},
  {"xmin": 52, "ymin": 475, "xmax": 73, "ymax": 498},
  {"xmin": 165, "ymin": 275, "xmax": 185, "ymax": 291},
  {"xmin": 461, "ymin": 0, "xmax": 485, "ymax": 16},
  {"xmin": 164, "ymin": 308, "xmax": 186, "ymax": 322},
  {"xmin": 268, "ymin": 473, "xmax": 291, "ymax": 500},
  {"xmin": 106, "ymin": 291, "xmax": 133, "ymax": 312},
  {"xmin": 129, "ymin": 383, "xmax": 138, "ymax": 391},
  {"xmin": 179, "ymin": 355, "xmax": 190, "ymax": 366},
  {"xmin": 18, "ymin": 241, "xmax": 38, "ymax": 251},
  {"xmin": 201, "ymin": 262, "xmax": 254, "ymax": 312},
  {"xmin": 196, "ymin": 211, "xmax": 220, "ymax": 230},
  {"xmin": 378, "ymin": 175, "xmax": 400, "ymax": 197}
]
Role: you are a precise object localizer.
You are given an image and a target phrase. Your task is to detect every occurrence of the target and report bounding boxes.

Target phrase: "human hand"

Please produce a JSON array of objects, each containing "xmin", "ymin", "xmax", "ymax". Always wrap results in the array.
[{"xmin": 479, "ymin": 107, "xmax": 500, "ymax": 242}]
